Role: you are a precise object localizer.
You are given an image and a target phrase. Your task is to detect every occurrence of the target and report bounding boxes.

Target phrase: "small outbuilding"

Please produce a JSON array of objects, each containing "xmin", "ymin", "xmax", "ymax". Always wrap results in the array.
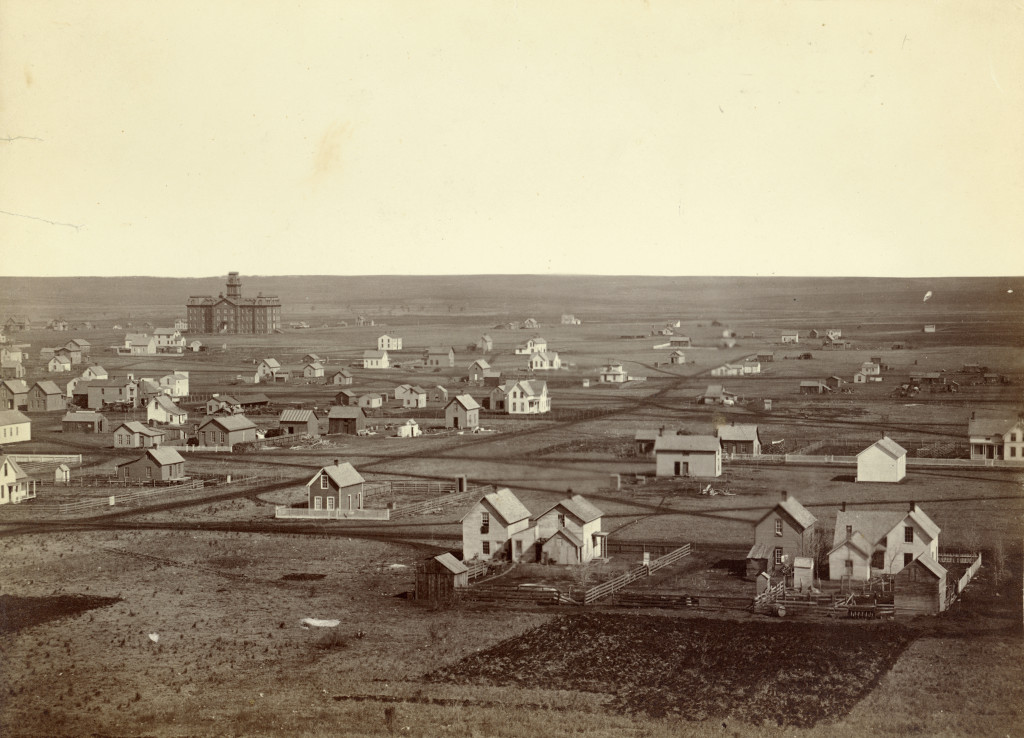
[
  {"xmin": 327, "ymin": 406, "xmax": 366, "ymax": 435},
  {"xmin": 62, "ymin": 411, "xmax": 108, "ymax": 434},
  {"xmin": 115, "ymin": 447, "xmax": 186, "ymax": 482},
  {"xmin": 445, "ymin": 394, "xmax": 480, "ymax": 430},
  {"xmin": 893, "ymin": 554, "xmax": 948, "ymax": 615},
  {"xmin": 653, "ymin": 435, "xmax": 721, "ymax": 477},
  {"xmin": 415, "ymin": 553, "xmax": 469, "ymax": 603},
  {"xmin": 278, "ymin": 408, "xmax": 320, "ymax": 437},
  {"xmin": 857, "ymin": 436, "xmax": 907, "ymax": 483}
]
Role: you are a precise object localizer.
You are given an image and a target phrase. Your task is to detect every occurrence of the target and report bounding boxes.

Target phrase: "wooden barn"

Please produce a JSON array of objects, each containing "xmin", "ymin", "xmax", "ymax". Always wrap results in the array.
[
  {"xmin": 62, "ymin": 411, "xmax": 108, "ymax": 434},
  {"xmin": 894, "ymin": 554, "xmax": 948, "ymax": 616},
  {"xmin": 115, "ymin": 447, "xmax": 186, "ymax": 482},
  {"xmin": 278, "ymin": 408, "xmax": 320, "ymax": 437},
  {"xmin": 414, "ymin": 553, "xmax": 469, "ymax": 603},
  {"xmin": 327, "ymin": 406, "xmax": 366, "ymax": 435},
  {"xmin": 445, "ymin": 394, "xmax": 480, "ymax": 429}
]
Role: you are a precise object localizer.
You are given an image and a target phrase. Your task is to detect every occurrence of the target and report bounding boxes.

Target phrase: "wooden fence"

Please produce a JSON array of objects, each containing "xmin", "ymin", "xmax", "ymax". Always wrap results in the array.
[
  {"xmin": 725, "ymin": 454, "xmax": 1020, "ymax": 469},
  {"xmin": 0, "ymin": 479, "xmax": 206, "ymax": 520},
  {"xmin": 7, "ymin": 453, "xmax": 83, "ymax": 467},
  {"xmin": 464, "ymin": 561, "xmax": 489, "ymax": 580},
  {"xmin": 947, "ymin": 552, "xmax": 983, "ymax": 608},
  {"xmin": 275, "ymin": 506, "xmax": 390, "ymax": 521},
  {"xmin": 581, "ymin": 544, "xmax": 692, "ymax": 605},
  {"xmin": 389, "ymin": 485, "xmax": 492, "ymax": 520}
]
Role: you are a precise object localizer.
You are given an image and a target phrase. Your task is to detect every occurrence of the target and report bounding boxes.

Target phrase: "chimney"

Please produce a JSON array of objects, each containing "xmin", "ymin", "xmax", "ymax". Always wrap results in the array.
[
  {"xmin": 659, "ymin": 426, "xmax": 665, "ymax": 436},
  {"xmin": 780, "ymin": 490, "xmax": 788, "ymax": 502},
  {"xmin": 333, "ymin": 458, "xmax": 339, "ymax": 467},
  {"xmin": 909, "ymin": 501, "xmax": 916, "ymax": 513},
  {"xmin": 841, "ymin": 501, "xmax": 846, "ymax": 512}
]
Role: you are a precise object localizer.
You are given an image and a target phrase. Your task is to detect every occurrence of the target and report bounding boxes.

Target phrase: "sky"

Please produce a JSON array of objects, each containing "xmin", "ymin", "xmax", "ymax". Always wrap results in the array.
[{"xmin": 1, "ymin": 1, "xmax": 1022, "ymax": 278}]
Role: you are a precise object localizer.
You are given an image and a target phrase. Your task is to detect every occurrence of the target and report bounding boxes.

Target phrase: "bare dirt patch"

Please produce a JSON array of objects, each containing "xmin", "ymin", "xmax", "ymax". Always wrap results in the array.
[
  {"xmin": 426, "ymin": 613, "xmax": 915, "ymax": 728},
  {"xmin": 0, "ymin": 594, "xmax": 121, "ymax": 635}
]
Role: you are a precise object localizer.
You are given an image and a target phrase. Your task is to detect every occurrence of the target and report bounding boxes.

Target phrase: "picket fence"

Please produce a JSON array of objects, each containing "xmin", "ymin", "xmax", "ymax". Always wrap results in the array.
[
  {"xmin": 275, "ymin": 507, "xmax": 390, "ymax": 521},
  {"xmin": 0, "ymin": 479, "xmax": 206, "ymax": 520},
  {"xmin": 725, "ymin": 454, "xmax": 1020, "ymax": 469}
]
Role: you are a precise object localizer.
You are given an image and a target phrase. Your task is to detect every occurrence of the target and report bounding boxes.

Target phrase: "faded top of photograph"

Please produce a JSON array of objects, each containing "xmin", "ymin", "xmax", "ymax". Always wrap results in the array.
[{"xmin": 1, "ymin": 0, "xmax": 1022, "ymax": 278}]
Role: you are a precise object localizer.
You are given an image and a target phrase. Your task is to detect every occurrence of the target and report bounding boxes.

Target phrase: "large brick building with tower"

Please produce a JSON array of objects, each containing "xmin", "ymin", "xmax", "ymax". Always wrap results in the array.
[{"xmin": 186, "ymin": 272, "xmax": 282, "ymax": 334}]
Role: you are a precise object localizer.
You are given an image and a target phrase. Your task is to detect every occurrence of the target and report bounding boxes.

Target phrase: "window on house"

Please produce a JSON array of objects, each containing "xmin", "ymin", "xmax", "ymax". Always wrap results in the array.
[
  {"xmin": 480, "ymin": 512, "xmax": 489, "ymax": 533},
  {"xmin": 321, "ymin": 475, "xmax": 329, "ymax": 490},
  {"xmin": 845, "ymin": 559, "xmax": 853, "ymax": 574},
  {"xmin": 314, "ymin": 497, "xmax": 322, "ymax": 510},
  {"xmin": 904, "ymin": 526, "xmax": 913, "ymax": 543},
  {"xmin": 904, "ymin": 553, "xmax": 914, "ymax": 568},
  {"xmin": 775, "ymin": 519, "xmax": 783, "ymax": 537},
  {"xmin": 774, "ymin": 547, "xmax": 784, "ymax": 566},
  {"xmin": 558, "ymin": 513, "xmax": 566, "ymax": 528},
  {"xmin": 482, "ymin": 541, "xmax": 490, "ymax": 555}
]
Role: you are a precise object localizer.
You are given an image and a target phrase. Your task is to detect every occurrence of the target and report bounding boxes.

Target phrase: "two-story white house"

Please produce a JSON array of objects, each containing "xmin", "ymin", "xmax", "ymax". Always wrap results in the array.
[
  {"xmin": 461, "ymin": 488, "xmax": 537, "ymax": 562},
  {"xmin": 378, "ymin": 335, "xmax": 403, "ymax": 351},
  {"xmin": 256, "ymin": 359, "xmax": 281, "ymax": 382},
  {"xmin": 599, "ymin": 363, "xmax": 628, "ymax": 383},
  {"xmin": 514, "ymin": 337, "xmax": 547, "ymax": 355},
  {"xmin": 968, "ymin": 412, "xmax": 1024, "ymax": 461},
  {"xmin": 828, "ymin": 502, "xmax": 940, "ymax": 580},
  {"xmin": 535, "ymin": 494, "xmax": 606, "ymax": 564},
  {"xmin": 159, "ymin": 372, "xmax": 189, "ymax": 398},
  {"xmin": 489, "ymin": 380, "xmax": 550, "ymax": 414}
]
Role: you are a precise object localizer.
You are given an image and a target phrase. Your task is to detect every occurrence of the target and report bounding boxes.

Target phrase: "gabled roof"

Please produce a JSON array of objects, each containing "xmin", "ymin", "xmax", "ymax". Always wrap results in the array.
[
  {"xmin": 114, "ymin": 421, "xmax": 165, "ymax": 437},
  {"xmin": 308, "ymin": 461, "xmax": 364, "ymax": 489},
  {"xmin": 0, "ymin": 455, "xmax": 28, "ymax": 481},
  {"xmin": 1, "ymin": 379, "xmax": 28, "ymax": 394},
  {"xmin": 151, "ymin": 395, "xmax": 185, "ymax": 414},
  {"xmin": 908, "ymin": 552, "xmax": 947, "ymax": 579},
  {"xmin": 531, "ymin": 351, "xmax": 559, "ymax": 362},
  {"xmin": 470, "ymin": 359, "xmax": 490, "ymax": 369},
  {"xmin": 0, "ymin": 409, "xmax": 30, "ymax": 426},
  {"xmin": 117, "ymin": 447, "xmax": 184, "ymax": 468},
  {"xmin": 210, "ymin": 394, "xmax": 241, "ymax": 406},
  {"xmin": 331, "ymin": 369, "xmax": 352, "ymax": 377},
  {"xmin": 968, "ymin": 414, "xmax": 1023, "ymax": 438},
  {"xmin": 634, "ymin": 429, "xmax": 664, "ymax": 441},
  {"xmin": 363, "ymin": 350, "xmax": 387, "ymax": 359},
  {"xmin": 447, "ymin": 394, "xmax": 480, "ymax": 411},
  {"xmin": 302, "ymin": 353, "xmax": 323, "ymax": 360},
  {"xmin": 545, "ymin": 527, "xmax": 584, "ymax": 549},
  {"xmin": 327, "ymin": 406, "xmax": 364, "ymax": 419},
  {"xmin": 800, "ymin": 380, "xmax": 828, "ymax": 388},
  {"xmin": 462, "ymin": 487, "xmax": 531, "ymax": 527},
  {"xmin": 516, "ymin": 380, "xmax": 547, "ymax": 397},
  {"xmin": 757, "ymin": 495, "xmax": 817, "ymax": 532},
  {"xmin": 703, "ymin": 384, "xmax": 725, "ymax": 397},
  {"xmin": 62, "ymin": 410, "xmax": 106, "ymax": 423},
  {"xmin": 427, "ymin": 346, "xmax": 453, "ymax": 355},
  {"xmin": 84, "ymin": 365, "xmax": 107, "ymax": 376},
  {"xmin": 280, "ymin": 408, "xmax": 317, "ymax": 423},
  {"xmin": 653, "ymin": 435, "xmax": 720, "ymax": 453},
  {"xmin": 859, "ymin": 437, "xmax": 906, "ymax": 460},
  {"xmin": 335, "ymin": 389, "xmax": 357, "ymax": 397},
  {"xmin": 33, "ymin": 380, "xmax": 63, "ymax": 395},
  {"xmin": 717, "ymin": 424, "xmax": 759, "ymax": 442},
  {"xmin": 303, "ymin": 361, "xmax": 324, "ymax": 370},
  {"xmin": 236, "ymin": 393, "xmax": 270, "ymax": 405},
  {"xmin": 433, "ymin": 552, "xmax": 468, "ymax": 575},
  {"xmin": 540, "ymin": 494, "xmax": 603, "ymax": 524},
  {"xmin": 260, "ymin": 358, "xmax": 281, "ymax": 368},
  {"xmin": 198, "ymin": 414, "xmax": 257, "ymax": 432},
  {"xmin": 832, "ymin": 508, "xmax": 940, "ymax": 551},
  {"xmin": 89, "ymin": 378, "xmax": 134, "ymax": 389}
]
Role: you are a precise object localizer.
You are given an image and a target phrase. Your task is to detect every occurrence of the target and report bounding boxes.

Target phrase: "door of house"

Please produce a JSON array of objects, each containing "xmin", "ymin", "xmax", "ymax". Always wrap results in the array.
[
  {"xmin": 453, "ymin": 416, "xmax": 460, "ymax": 429},
  {"xmin": 674, "ymin": 461, "xmax": 681, "ymax": 476},
  {"xmin": 515, "ymin": 539, "xmax": 523, "ymax": 559}
]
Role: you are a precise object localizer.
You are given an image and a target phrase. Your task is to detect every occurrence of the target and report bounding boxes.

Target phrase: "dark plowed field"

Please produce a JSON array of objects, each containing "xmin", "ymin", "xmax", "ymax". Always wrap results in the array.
[
  {"xmin": 426, "ymin": 613, "xmax": 916, "ymax": 728},
  {"xmin": 0, "ymin": 594, "xmax": 121, "ymax": 635}
]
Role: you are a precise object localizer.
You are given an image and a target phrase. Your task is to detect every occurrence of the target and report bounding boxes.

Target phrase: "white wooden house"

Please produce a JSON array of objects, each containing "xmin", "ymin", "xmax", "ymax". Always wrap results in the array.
[
  {"xmin": 256, "ymin": 358, "xmax": 281, "ymax": 382},
  {"xmin": 968, "ymin": 412, "xmax": 1024, "ymax": 461},
  {"xmin": 528, "ymin": 351, "xmax": 561, "ymax": 371},
  {"xmin": 0, "ymin": 409, "xmax": 31, "ymax": 444},
  {"xmin": 48, "ymin": 355, "xmax": 72, "ymax": 373},
  {"xmin": 468, "ymin": 359, "xmax": 491, "ymax": 381},
  {"xmin": 514, "ymin": 337, "xmax": 547, "ymax": 355},
  {"xmin": 159, "ymin": 372, "xmax": 189, "ymax": 397},
  {"xmin": 599, "ymin": 363, "xmax": 628, "ymax": 383},
  {"xmin": 0, "ymin": 455, "xmax": 36, "ymax": 504},
  {"xmin": 147, "ymin": 395, "xmax": 188, "ymax": 426},
  {"xmin": 302, "ymin": 361, "xmax": 325, "ymax": 379},
  {"xmin": 829, "ymin": 502, "xmax": 940, "ymax": 580},
  {"xmin": 461, "ymin": 488, "xmax": 536, "ymax": 562},
  {"xmin": 476, "ymin": 335, "xmax": 493, "ymax": 352},
  {"xmin": 669, "ymin": 350, "xmax": 686, "ymax": 365},
  {"xmin": 378, "ymin": 335, "xmax": 403, "ymax": 351},
  {"xmin": 395, "ymin": 419, "xmax": 422, "ymax": 438},
  {"xmin": 654, "ymin": 435, "xmax": 721, "ymax": 477},
  {"xmin": 363, "ymin": 350, "xmax": 390, "ymax": 369},
  {"xmin": 536, "ymin": 494, "xmax": 606, "ymax": 564},
  {"xmin": 489, "ymin": 380, "xmax": 550, "ymax": 414}
]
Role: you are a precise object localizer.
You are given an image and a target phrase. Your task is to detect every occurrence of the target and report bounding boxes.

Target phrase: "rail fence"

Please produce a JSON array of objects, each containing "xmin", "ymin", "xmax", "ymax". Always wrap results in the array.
[
  {"xmin": 946, "ymin": 552, "xmax": 983, "ymax": 608},
  {"xmin": 581, "ymin": 544, "xmax": 692, "ymax": 605},
  {"xmin": 389, "ymin": 485, "xmax": 490, "ymax": 520}
]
